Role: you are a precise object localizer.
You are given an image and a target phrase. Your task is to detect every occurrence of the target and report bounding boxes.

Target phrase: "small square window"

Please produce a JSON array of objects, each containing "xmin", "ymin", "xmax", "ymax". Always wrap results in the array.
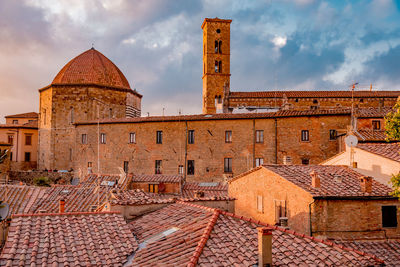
[
  {"xmin": 225, "ymin": 131, "xmax": 232, "ymax": 143},
  {"xmin": 100, "ymin": 133, "xmax": 106, "ymax": 144},
  {"xmin": 88, "ymin": 162, "xmax": 93, "ymax": 168},
  {"xmin": 129, "ymin": 132, "xmax": 136, "ymax": 144},
  {"xmin": 329, "ymin": 130, "xmax": 337, "ymax": 140},
  {"xmin": 256, "ymin": 130, "xmax": 264, "ymax": 143},
  {"xmin": 156, "ymin": 131, "xmax": 163, "ymax": 144},
  {"xmin": 302, "ymin": 158, "xmax": 310, "ymax": 165},
  {"xmin": 178, "ymin": 165, "xmax": 184, "ymax": 175},
  {"xmin": 187, "ymin": 160, "xmax": 195, "ymax": 175},
  {"xmin": 301, "ymin": 130, "xmax": 309, "ymax": 142},
  {"xmin": 224, "ymin": 158, "xmax": 232, "ymax": 173},
  {"xmin": 149, "ymin": 184, "xmax": 159, "ymax": 193},
  {"xmin": 382, "ymin": 206, "xmax": 397, "ymax": 228},
  {"xmin": 81, "ymin": 134, "xmax": 88, "ymax": 144},
  {"xmin": 188, "ymin": 130, "xmax": 195, "ymax": 144},
  {"xmin": 372, "ymin": 120, "xmax": 381, "ymax": 130},
  {"xmin": 12, "ymin": 120, "xmax": 18, "ymax": 124},
  {"xmin": 155, "ymin": 160, "xmax": 162, "ymax": 174},
  {"xmin": 255, "ymin": 158, "xmax": 264, "ymax": 167}
]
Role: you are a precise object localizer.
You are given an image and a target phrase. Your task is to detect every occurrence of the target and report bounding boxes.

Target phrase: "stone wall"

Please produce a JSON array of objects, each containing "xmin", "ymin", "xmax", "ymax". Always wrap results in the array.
[{"xmin": 8, "ymin": 170, "xmax": 74, "ymax": 185}]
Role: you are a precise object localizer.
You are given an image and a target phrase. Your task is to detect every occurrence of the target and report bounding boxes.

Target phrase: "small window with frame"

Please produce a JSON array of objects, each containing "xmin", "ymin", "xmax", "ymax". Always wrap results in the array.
[
  {"xmin": 225, "ymin": 131, "xmax": 232, "ymax": 143},
  {"xmin": 301, "ymin": 130, "xmax": 309, "ymax": 142},
  {"xmin": 329, "ymin": 130, "xmax": 337, "ymax": 141},
  {"xmin": 129, "ymin": 132, "xmax": 136, "ymax": 144},
  {"xmin": 382, "ymin": 206, "xmax": 397, "ymax": 228},
  {"xmin": 256, "ymin": 130, "xmax": 264, "ymax": 143},
  {"xmin": 372, "ymin": 120, "xmax": 381, "ymax": 130}
]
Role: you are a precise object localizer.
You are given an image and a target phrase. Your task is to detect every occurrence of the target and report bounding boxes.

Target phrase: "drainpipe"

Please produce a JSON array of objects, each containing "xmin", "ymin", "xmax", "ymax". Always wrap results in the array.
[
  {"xmin": 252, "ymin": 119, "xmax": 255, "ymax": 168},
  {"xmin": 274, "ymin": 118, "xmax": 278, "ymax": 164},
  {"xmin": 184, "ymin": 120, "xmax": 188, "ymax": 182},
  {"xmin": 308, "ymin": 199, "xmax": 316, "ymax": 236}
]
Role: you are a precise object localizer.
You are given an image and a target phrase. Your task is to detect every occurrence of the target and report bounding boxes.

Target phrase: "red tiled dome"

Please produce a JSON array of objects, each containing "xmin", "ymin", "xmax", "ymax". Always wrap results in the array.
[{"xmin": 52, "ymin": 48, "xmax": 131, "ymax": 89}]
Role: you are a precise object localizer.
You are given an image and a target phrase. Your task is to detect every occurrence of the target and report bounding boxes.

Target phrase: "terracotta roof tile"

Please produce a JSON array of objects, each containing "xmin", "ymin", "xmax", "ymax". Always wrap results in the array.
[
  {"xmin": 263, "ymin": 165, "xmax": 392, "ymax": 198},
  {"xmin": 82, "ymin": 174, "xmax": 129, "ymax": 189},
  {"xmin": 355, "ymin": 107, "xmax": 392, "ymax": 117},
  {"xmin": 357, "ymin": 143, "xmax": 400, "ymax": 162},
  {"xmin": 355, "ymin": 130, "xmax": 388, "ymax": 142},
  {"xmin": 229, "ymin": 90, "xmax": 400, "ymax": 98},
  {"xmin": 4, "ymin": 112, "xmax": 38, "ymax": 119},
  {"xmin": 336, "ymin": 240, "xmax": 400, "ymax": 266},
  {"xmin": 52, "ymin": 48, "xmax": 131, "ymax": 90},
  {"xmin": 110, "ymin": 189, "xmax": 176, "ymax": 205},
  {"xmin": 131, "ymin": 174, "xmax": 183, "ymax": 183},
  {"xmin": 0, "ymin": 212, "xmax": 137, "ymax": 266},
  {"xmin": 0, "ymin": 185, "xmax": 47, "ymax": 215},
  {"xmin": 0, "ymin": 121, "xmax": 38, "ymax": 129},
  {"xmin": 182, "ymin": 182, "xmax": 228, "ymax": 198},
  {"xmin": 127, "ymin": 202, "xmax": 384, "ymax": 266}
]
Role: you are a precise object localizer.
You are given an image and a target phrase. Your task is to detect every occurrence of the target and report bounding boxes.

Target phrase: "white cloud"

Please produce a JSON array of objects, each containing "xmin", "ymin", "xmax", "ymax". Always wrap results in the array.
[{"xmin": 271, "ymin": 36, "xmax": 287, "ymax": 48}]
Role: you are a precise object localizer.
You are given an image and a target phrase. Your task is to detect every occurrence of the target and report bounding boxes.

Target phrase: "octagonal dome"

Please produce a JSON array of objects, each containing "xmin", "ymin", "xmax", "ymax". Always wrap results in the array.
[{"xmin": 52, "ymin": 48, "xmax": 131, "ymax": 89}]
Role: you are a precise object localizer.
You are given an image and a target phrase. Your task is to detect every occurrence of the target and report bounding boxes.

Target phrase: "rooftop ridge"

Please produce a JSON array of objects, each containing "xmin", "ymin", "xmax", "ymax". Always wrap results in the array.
[
  {"xmin": 174, "ymin": 201, "xmax": 384, "ymax": 264},
  {"xmin": 188, "ymin": 209, "xmax": 220, "ymax": 267},
  {"xmin": 229, "ymin": 166, "xmax": 262, "ymax": 184},
  {"xmin": 12, "ymin": 211, "xmax": 120, "ymax": 218}
]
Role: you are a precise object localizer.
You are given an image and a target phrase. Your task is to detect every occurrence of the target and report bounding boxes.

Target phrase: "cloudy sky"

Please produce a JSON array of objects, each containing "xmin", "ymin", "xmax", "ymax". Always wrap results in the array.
[{"xmin": 1, "ymin": 0, "xmax": 400, "ymax": 119}]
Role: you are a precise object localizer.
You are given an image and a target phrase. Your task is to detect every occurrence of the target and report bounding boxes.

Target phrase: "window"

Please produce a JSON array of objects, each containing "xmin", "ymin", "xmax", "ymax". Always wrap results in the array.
[
  {"xmin": 178, "ymin": 165, "xmax": 184, "ymax": 175},
  {"xmin": 313, "ymin": 99, "xmax": 318, "ymax": 104},
  {"xmin": 301, "ymin": 130, "xmax": 309, "ymax": 141},
  {"xmin": 25, "ymin": 135, "xmax": 32, "ymax": 146},
  {"xmin": 302, "ymin": 158, "xmax": 310, "ymax": 165},
  {"xmin": 215, "ymin": 61, "xmax": 219, "ymax": 73},
  {"xmin": 329, "ymin": 130, "xmax": 337, "ymax": 140},
  {"xmin": 218, "ymin": 41, "xmax": 222, "ymax": 53},
  {"xmin": 283, "ymin": 156, "xmax": 292, "ymax": 165},
  {"xmin": 69, "ymin": 148, "xmax": 72, "ymax": 161},
  {"xmin": 215, "ymin": 40, "xmax": 218, "ymax": 53},
  {"xmin": 149, "ymin": 184, "xmax": 159, "ymax": 193},
  {"xmin": 100, "ymin": 133, "xmax": 106, "ymax": 144},
  {"xmin": 24, "ymin": 152, "xmax": 31, "ymax": 162},
  {"xmin": 129, "ymin": 132, "xmax": 136, "ymax": 144},
  {"xmin": 12, "ymin": 120, "xmax": 18, "ymax": 124},
  {"xmin": 123, "ymin": 161, "xmax": 129, "ymax": 173},
  {"xmin": 372, "ymin": 120, "xmax": 381, "ymax": 130},
  {"xmin": 219, "ymin": 61, "xmax": 222, "ymax": 73},
  {"xmin": 225, "ymin": 131, "xmax": 232, "ymax": 143},
  {"xmin": 188, "ymin": 130, "xmax": 195, "ymax": 144},
  {"xmin": 274, "ymin": 200, "xmax": 286, "ymax": 223},
  {"xmin": 28, "ymin": 120, "xmax": 34, "ymax": 123},
  {"xmin": 224, "ymin": 158, "xmax": 232, "ymax": 173},
  {"xmin": 155, "ymin": 160, "xmax": 162, "ymax": 174},
  {"xmin": 257, "ymin": 195, "xmax": 263, "ymax": 213},
  {"xmin": 256, "ymin": 130, "xmax": 264, "ymax": 143},
  {"xmin": 256, "ymin": 158, "xmax": 264, "ymax": 167},
  {"xmin": 216, "ymin": 28, "xmax": 221, "ymax": 33},
  {"xmin": 187, "ymin": 160, "xmax": 195, "ymax": 175},
  {"xmin": 382, "ymin": 206, "xmax": 397, "ymax": 228},
  {"xmin": 109, "ymin": 108, "xmax": 113, "ymax": 118},
  {"xmin": 88, "ymin": 162, "xmax": 93, "ymax": 168},
  {"xmin": 156, "ymin": 131, "xmax": 163, "ymax": 144},
  {"xmin": 81, "ymin": 134, "xmax": 88, "ymax": 144},
  {"xmin": 10, "ymin": 152, "xmax": 13, "ymax": 161},
  {"xmin": 70, "ymin": 108, "xmax": 74, "ymax": 123},
  {"xmin": 8, "ymin": 135, "xmax": 14, "ymax": 145},
  {"xmin": 360, "ymin": 98, "xmax": 364, "ymax": 103}
]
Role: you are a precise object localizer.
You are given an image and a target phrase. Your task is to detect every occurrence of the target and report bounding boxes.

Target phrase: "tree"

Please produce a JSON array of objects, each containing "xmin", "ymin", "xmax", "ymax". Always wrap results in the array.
[{"xmin": 385, "ymin": 102, "xmax": 400, "ymax": 197}]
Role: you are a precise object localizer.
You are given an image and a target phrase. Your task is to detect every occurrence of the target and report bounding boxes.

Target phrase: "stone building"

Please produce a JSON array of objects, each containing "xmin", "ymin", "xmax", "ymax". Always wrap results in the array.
[
  {"xmin": 229, "ymin": 165, "xmax": 399, "ymax": 240},
  {"xmin": 0, "ymin": 112, "xmax": 38, "ymax": 170},
  {"xmin": 38, "ymin": 48, "xmax": 142, "ymax": 170},
  {"xmin": 201, "ymin": 18, "xmax": 400, "ymax": 114}
]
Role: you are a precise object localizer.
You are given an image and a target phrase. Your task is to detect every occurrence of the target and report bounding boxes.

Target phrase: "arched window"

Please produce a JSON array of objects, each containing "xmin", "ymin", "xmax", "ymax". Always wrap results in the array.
[
  {"xmin": 218, "ymin": 41, "xmax": 222, "ymax": 54},
  {"xmin": 215, "ymin": 40, "xmax": 218, "ymax": 53},
  {"xmin": 219, "ymin": 61, "xmax": 222, "ymax": 73},
  {"xmin": 215, "ymin": 61, "xmax": 219, "ymax": 73}
]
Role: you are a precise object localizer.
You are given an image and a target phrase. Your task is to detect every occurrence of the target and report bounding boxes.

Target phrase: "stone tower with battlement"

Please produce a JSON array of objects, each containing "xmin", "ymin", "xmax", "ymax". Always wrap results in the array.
[{"xmin": 202, "ymin": 18, "xmax": 232, "ymax": 114}]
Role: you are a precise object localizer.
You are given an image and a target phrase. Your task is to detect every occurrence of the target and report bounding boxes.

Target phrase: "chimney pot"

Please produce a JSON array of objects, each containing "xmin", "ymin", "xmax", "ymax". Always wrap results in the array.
[
  {"xmin": 360, "ymin": 176, "xmax": 373, "ymax": 193},
  {"xmin": 258, "ymin": 227, "xmax": 272, "ymax": 267},
  {"xmin": 59, "ymin": 199, "xmax": 65, "ymax": 213},
  {"xmin": 310, "ymin": 171, "xmax": 320, "ymax": 188}
]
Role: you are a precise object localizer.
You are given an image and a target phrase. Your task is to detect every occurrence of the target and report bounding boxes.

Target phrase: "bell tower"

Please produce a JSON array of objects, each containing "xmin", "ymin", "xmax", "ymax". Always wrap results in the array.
[{"xmin": 202, "ymin": 18, "xmax": 232, "ymax": 114}]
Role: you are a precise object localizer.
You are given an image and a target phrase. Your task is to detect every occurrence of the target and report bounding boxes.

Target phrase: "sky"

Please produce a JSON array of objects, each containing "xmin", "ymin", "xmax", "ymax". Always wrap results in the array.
[{"xmin": 1, "ymin": 0, "xmax": 400, "ymax": 119}]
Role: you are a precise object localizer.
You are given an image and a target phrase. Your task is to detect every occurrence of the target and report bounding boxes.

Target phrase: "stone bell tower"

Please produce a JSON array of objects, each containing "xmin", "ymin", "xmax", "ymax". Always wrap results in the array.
[{"xmin": 202, "ymin": 18, "xmax": 232, "ymax": 114}]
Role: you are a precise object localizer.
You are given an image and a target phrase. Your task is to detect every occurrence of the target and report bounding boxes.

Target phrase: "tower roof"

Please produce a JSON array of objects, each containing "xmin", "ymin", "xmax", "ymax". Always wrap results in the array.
[{"xmin": 52, "ymin": 48, "xmax": 131, "ymax": 90}]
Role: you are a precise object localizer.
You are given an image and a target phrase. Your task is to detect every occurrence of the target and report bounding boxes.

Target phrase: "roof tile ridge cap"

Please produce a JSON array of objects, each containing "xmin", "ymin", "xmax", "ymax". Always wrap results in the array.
[
  {"xmin": 12, "ymin": 211, "xmax": 120, "ymax": 218},
  {"xmin": 188, "ymin": 209, "xmax": 220, "ymax": 267},
  {"xmin": 229, "ymin": 166, "xmax": 263, "ymax": 184}
]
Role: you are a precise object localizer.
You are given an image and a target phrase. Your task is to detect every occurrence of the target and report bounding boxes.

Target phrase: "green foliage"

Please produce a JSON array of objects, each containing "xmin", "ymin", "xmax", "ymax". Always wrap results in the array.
[
  {"xmin": 33, "ymin": 176, "xmax": 51, "ymax": 187},
  {"xmin": 385, "ymin": 102, "xmax": 400, "ymax": 198},
  {"xmin": 385, "ymin": 102, "xmax": 400, "ymax": 141}
]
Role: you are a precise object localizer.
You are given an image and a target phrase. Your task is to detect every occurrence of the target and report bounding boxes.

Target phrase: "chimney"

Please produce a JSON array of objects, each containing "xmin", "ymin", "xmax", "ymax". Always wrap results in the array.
[
  {"xmin": 258, "ymin": 227, "xmax": 272, "ymax": 267},
  {"xmin": 360, "ymin": 176, "xmax": 373, "ymax": 193},
  {"xmin": 59, "ymin": 199, "xmax": 65, "ymax": 213},
  {"xmin": 310, "ymin": 171, "xmax": 320, "ymax": 188}
]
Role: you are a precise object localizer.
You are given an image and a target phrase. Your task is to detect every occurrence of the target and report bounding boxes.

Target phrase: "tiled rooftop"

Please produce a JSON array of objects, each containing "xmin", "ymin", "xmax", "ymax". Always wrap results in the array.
[
  {"xmin": 110, "ymin": 189, "xmax": 176, "ymax": 205},
  {"xmin": 131, "ymin": 174, "xmax": 183, "ymax": 184},
  {"xmin": 0, "ymin": 212, "xmax": 137, "ymax": 266},
  {"xmin": 355, "ymin": 129, "xmax": 387, "ymax": 141},
  {"xmin": 356, "ymin": 107, "xmax": 392, "ymax": 118},
  {"xmin": 30, "ymin": 185, "xmax": 109, "ymax": 213},
  {"xmin": 128, "ymin": 202, "xmax": 384, "ymax": 266},
  {"xmin": 229, "ymin": 90, "xmax": 400, "ymax": 98},
  {"xmin": 357, "ymin": 143, "xmax": 400, "ymax": 162},
  {"xmin": 182, "ymin": 182, "xmax": 228, "ymax": 198},
  {"xmin": 0, "ymin": 185, "xmax": 47, "ymax": 214},
  {"xmin": 336, "ymin": 240, "xmax": 400, "ymax": 267},
  {"xmin": 82, "ymin": 174, "xmax": 129, "ymax": 189},
  {"xmin": 0, "ymin": 121, "xmax": 38, "ymax": 129},
  {"xmin": 4, "ymin": 112, "xmax": 38, "ymax": 119},
  {"xmin": 262, "ymin": 165, "xmax": 393, "ymax": 198}
]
